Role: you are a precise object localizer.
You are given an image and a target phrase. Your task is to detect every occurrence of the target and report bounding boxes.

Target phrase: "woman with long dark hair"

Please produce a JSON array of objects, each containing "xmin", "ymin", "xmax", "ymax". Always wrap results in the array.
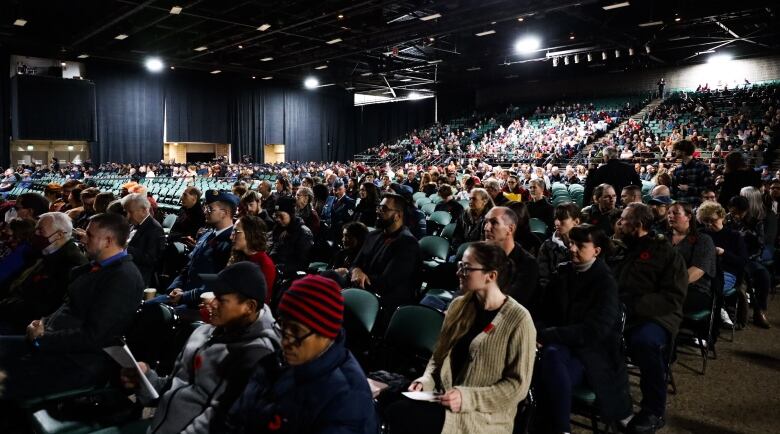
[
  {"xmin": 534, "ymin": 224, "xmax": 631, "ymax": 434},
  {"xmin": 229, "ymin": 215, "xmax": 276, "ymax": 304},
  {"xmin": 537, "ymin": 203, "xmax": 581, "ymax": 290},
  {"xmin": 353, "ymin": 182, "xmax": 379, "ymax": 227},
  {"xmin": 386, "ymin": 242, "xmax": 536, "ymax": 434},
  {"xmin": 295, "ymin": 187, "xmax": 321, "ymax": 235}
]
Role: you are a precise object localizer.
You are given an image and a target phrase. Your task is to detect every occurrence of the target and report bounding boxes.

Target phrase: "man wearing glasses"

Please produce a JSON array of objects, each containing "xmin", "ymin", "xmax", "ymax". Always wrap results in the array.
[
  {"xmin": 159, "ymin": 190, "xmax": 237, "ymax": 310},
  {"xmin": 351, "ymin": 193, "xmax": 421, "ymax": 322}
]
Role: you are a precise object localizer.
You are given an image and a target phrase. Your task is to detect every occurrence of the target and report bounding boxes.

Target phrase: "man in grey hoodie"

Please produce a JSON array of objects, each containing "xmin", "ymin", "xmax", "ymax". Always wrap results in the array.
[{"xmin": 120, "ymin": 261, "xmax": 279, "ymax": 434}]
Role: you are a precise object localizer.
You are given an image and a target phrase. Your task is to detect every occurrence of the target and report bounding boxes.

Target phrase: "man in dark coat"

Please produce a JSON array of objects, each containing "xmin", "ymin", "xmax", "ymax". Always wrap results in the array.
[
  {"xmin": 0, "ymin": 213, "xmax": 144, "ymax": 400},
  {"xmin": 123, "ymin": 193, "xmax": 165, "ymax": 286},
  {"xmin": 580, "ymin": 184, "xmax": 622, "ymax": 236},
  {"xmin": 0, "ymin": 212, "xmax": 88, "ymax": 333},
  {"xmin": 484, "ymin": 207, "xmax": 539, "ymax": 316},
  {"xmin": 583, "ymin": 146, "xmax": 641, "ymax": 207},
  {"xmin": 612, "ymin": 203, "xmax": 688, "ymax": 434},
  {"xmin": 351, "ymin": 193, "xmax": 421, "ymax": 321},
  {"xmin": 163, "ymin": 190, "xmax": 236, "ymax": 308},
  {"xmin": 322, "ymin": 180, "xmax": 355, "ymax": 243}
]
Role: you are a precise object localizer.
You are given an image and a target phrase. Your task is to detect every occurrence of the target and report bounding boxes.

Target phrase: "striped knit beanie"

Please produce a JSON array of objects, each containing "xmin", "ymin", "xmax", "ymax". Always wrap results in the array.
[{"xmin": 278, "ymin": 275, "xmax": 344, "ymax": 340}]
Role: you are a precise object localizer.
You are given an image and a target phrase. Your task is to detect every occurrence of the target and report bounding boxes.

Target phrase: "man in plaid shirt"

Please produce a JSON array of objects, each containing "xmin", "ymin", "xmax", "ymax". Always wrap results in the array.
[{"xmin": 672, "ymin": 140, "xmax": 712, "ymax": 206}]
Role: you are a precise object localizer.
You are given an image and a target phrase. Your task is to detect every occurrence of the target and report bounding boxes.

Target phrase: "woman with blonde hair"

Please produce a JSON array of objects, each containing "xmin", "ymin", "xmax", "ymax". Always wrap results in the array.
[
  {"xmin": 451, "ymin": 188, "xmax": 493, "ymax": 247},
  {"xmin": 387, "ymin": 242, "xmax": 536, "ymax": 434}
]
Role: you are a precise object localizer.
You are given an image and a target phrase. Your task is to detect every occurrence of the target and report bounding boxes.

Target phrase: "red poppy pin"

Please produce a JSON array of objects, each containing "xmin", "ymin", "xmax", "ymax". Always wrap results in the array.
[
  {"xmin": 267, "ymin": 414, "xmax": 282, "ymax": 431},
  {"xmin": 193, "ymin": 354, "xmax": 203, "ymax": 370},
  {"xmin": 639, "ymin": 251, "xmax": 651, "ymax": 260},
  {"xmin": 483, "ymin": 323, "xmax": 495, "ymax": 333}
]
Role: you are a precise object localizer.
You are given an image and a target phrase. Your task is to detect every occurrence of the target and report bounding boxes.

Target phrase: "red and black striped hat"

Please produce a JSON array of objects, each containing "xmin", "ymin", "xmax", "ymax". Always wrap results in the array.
[{"xmin": 278, "ymin": 275, "xmax": 344, "ymax": 340}]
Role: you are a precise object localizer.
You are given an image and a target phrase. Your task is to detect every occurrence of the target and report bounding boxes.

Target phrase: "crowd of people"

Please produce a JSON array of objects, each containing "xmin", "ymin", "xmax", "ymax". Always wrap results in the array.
[{"xmin": 0, "ymin": 85, "xmax": 777, "ymax": 434}]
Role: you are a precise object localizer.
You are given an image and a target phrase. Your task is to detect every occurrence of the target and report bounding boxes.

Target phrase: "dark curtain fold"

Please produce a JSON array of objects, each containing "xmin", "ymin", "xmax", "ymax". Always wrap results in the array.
[
  {"xmin": 229, "ymin": 86, "xmax": 258, "ymax": 162},
  {"xmin": 354, "ymin": 98, "xmax": 435, "ymax": 153},
  {"xmin": 0, "ymin": 50, "xmax": 10, "ymax": 168},
  {"xmin": 90, "ymin": 63, "xmax": 164, "ymax": 164},
  {"xmin": 284, "ymin": 89, "xmax": 324, "ymax": 162},
  {"xmin": 261, "ymin": 87, "xmax": 285, "ymax": 146},
  {"xmin": 165, "ymin": 72, "xmax": 229, "ymax": 144},
  {"xmin": 10, "ymin": 75, "xmax": 96, "ymax": 141}
]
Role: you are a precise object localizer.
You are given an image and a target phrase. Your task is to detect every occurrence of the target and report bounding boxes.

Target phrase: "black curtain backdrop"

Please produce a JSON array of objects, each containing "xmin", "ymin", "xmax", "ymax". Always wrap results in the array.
[
  {"xmin": 90, "ymin": 63, "xmax": 165, "ymax": 164},
  {"xmin": 11, "ymin": 75, "xmax": 97, "ymax": 141},
  {"xmin": 165, "ymin": 71, "xmax": 229, "ymax": 144},
  {"xmin": 1, "ymin": 51, "xmax": 10, "ymax": 168},
  {"xmin": 354, "ymin": 98, "xmax": 435, "ymax": 152}
]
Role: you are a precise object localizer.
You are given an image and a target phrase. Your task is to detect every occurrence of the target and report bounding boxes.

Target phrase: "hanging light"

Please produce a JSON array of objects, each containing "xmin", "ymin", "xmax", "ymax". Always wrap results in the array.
[
  {"xmin": 628, "ymin": 47, "xmax": 635, "ymax": 56},
  {"xmin": 602, "ymin": 51, "xmax": 607, "ymax": 60},
  {"xmin": 587, "ymin": 53, "xmax": 593, "ymax": 62},
  {"xmin": 552, "ymin": 57, "xmax": 559, "ymax": 67},
  {"xmin": 574, "ymin": 54, "xmax": 580, "ymax": 64},
  {"xmin": 615, "ymin": 49, "xmax": 620, "ymax": 58},
  {"xmin": 564, "ymin": 56, "xmax": 570, "ymax": 65}
]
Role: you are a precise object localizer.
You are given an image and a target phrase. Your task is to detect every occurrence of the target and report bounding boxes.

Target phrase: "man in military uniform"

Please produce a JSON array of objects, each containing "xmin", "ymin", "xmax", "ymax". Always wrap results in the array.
[
  {"xmin": 154, "ymin": 190, "xmax": 237, "ymax": 310},
  {"xmin": 612, "ymin": 203, "xmax": 688, "ymax": 434},
  {"xmin": 580, "ymin": 183, "xmax": 622, "ymax": 236},
  {"xmin": 323, "ymin": 180, "xmax": 355, "ymax": 243}
]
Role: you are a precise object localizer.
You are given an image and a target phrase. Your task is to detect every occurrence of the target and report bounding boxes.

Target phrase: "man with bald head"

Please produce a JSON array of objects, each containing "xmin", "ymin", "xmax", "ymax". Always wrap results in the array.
[{"xmin": 484, "ymin": 207, "xmax": 539, "ymax": 315}]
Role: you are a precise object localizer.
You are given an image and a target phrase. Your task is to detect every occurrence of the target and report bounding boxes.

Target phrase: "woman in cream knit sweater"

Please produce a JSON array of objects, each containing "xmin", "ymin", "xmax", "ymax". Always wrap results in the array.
[{"xmin": 387, "ymin": 241, "xmax": 537, "ymax": 434}]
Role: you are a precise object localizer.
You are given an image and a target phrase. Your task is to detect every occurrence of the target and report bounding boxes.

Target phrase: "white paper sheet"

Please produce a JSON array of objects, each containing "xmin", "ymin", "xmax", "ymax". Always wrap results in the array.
[
  {"xmin": 103, "ymin": 344, "xmax": 159, "ymax": 400},
  {"xmin": 401, "ymin": 391, "xmax": 441, "ymax": 402}
]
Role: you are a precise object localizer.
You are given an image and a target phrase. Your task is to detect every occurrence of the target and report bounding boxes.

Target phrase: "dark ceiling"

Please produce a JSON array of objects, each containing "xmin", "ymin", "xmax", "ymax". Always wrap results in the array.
[{"xmin": 1, "ymin": 0, "xmax": 778, "ymax": 99}]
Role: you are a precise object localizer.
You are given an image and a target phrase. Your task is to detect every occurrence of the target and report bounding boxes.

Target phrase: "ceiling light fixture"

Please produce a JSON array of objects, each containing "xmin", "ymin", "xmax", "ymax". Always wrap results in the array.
[
  {"xmin": 569, "ymin": 34, "xmax": 575, "ymax": 40},
  {"xmin": 399, "ymin": 78, "xmax": 412, "ymax": 82},
  {"xmin": 614, "ymin": 49, "xmax": 620, "ymax": 58},
  {"xmin": 60, "ymin": 62, "xmax": 67, "ymax": 67},
  {"xmin": 552, "ymin": 57, "xmax": 558, "ymax": 67},
  {"xmin": 602, "ymin": 51, "xmax": 608, "ymax": 60},
  {"xmin": 408, "ymin": 92, "xmax": 423, "ymax": 100},
  {"xmin": 602, "ymin": 2, "xmax": 630, "ymax": 10},
  {"xmin": 210, "ymin": 70, "xmax": 221, "ymax": 74},
  {"xmin": 67, "ymin": 145, "xmax": 74, "ymax": 151},
  {"xmin": 326, "ymin": 38, "xmax": 342, "ymax": 44},
  {"xmin": 238, "ymin": 45, "xmax": 243, "ymax": 49},
  {"xmin": 514, "ymin": 36, "xmax": 541, "ymax": 54},
  {"xmin": 261, "ymin": 57, "xmax": 273, "ymax": 61},
  {"xmin": 194, "ymin": 46, "xmax": 208, "ymax": 51},
  {"xmin": 115, "ymin": 34, "xmax": 129, "ymax": 40},
  {"xmin": 708, "ymin": 54, "xmax": 732, "ymax": 64},
  {"xmin": 252, "ymin": 76, "xmax": 256, "ymax": 79},
  {"xmin": 170, "ymin": 66, "xmax": 175, "ymax": 70},
  {"xmin": 574, "ymin": 54, "xmax": 580, "ymax": 63},
  {"xmin": 564, "ymin": 56, "xmax": 570, "ymax": 65},
  {"xmin": 419, "ymin": 13, "xmax": 441, "ymax": 21},
  {"xmin": 257, "ymin": 23, "xmax": 271, "ymax": 31},
  {"xmin": 475, "ymin": 30, "xmax": 496, "ymax": 37},
  {"xmin": 427, "ymin": 59, "xmax": 443, "ymax": 64},
  {"xmin": 628, "ymin": 47, "xmax": 635, "ymax": 56},
  {"xmin": 517, "ymin": 17, "xmax": 524, "ymax": 22},
  {"xmin": 170, "ymin": 6, "xmax": 183, "ymax": 14},
  {"xmin": 337, "ymin": 14, "xmax": 344, "ymax": 19},
  {"xmin": 587, "ymin": 53, "xmax": 593, "ymax": 62},
  {"xmin": 304, "ymin": 77, "xmax": 319, "ymax": 89},
  {"xmin": 638, "ymin": 20, "xmax": 664, "ymax": 27},
  {"xmin": 77, "ymin": 54, "xmax": 89, "ymax": 59},
  {"xmin": 144, "ymin": 57, "xmax": 164, "ymax": 72},
  {"xmin": 262, "ymin": 76, "xmax": 273, "ymax": 80},
  {"xmin": 14, "ymin": 18, "xmax": 27, "ymax": 27},
  {"xmin": 466, "ymin": 66, "xmax": 481, "ymax": 71},
  {"xmin": 314, "ymin": 65, "xmax": 328, "ymax": 70},
  {"xmin": 675, "ymin": 17, "xmax": 681, "ymax": 22},
  {"xmin": 645, "ymin": 44, "xmax": 651, "ymax": 53}
]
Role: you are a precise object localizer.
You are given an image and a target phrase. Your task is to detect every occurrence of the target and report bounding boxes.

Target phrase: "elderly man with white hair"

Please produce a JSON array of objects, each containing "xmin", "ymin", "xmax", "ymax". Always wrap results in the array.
[
  {"xmin": 122, "ymin": 193, "xmax": 165, "ymax": 286},
  {"xmin": 0, "ymin": 212, "xmax": 88, "ymax": 333}
]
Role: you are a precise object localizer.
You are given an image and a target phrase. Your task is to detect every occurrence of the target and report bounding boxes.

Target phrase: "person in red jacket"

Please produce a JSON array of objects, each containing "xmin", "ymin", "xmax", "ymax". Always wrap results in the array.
[{"xmin": 229, "ymin": 215, "xmax": 276, "ymax": 305}]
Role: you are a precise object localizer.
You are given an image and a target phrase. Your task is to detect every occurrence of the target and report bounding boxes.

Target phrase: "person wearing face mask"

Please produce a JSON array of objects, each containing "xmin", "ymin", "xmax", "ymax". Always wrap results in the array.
[
  {"xmin": 122, "ymin": 193, "xmax": 166, "ymax": 287},
  {"xmin": 534, "ymin": 224, "xmax": 632, "ymax": 434},
  {"xmin": 0, "ymin": 212, "xmax": 87, "ymax": 333},
  {"xmin": 351, "ymin": 193, "xmax": 421, "ymax": 322},
  {"xmin": 0, "ymin": 212, "xmax": 143, "ymax": 401},
  {"xmin": 221, "ymin": 275, "xmax": 377, "ymax": 434},
  {"xmin": 612, "ymin": 203, "xmax": 687, "ymax": 434},
  {"xmin": 120, "ymin": 262, "xmax": 280, "ymax": 434}
]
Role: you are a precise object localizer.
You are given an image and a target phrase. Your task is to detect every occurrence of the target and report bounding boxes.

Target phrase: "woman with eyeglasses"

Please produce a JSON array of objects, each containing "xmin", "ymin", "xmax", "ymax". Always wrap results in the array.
[
  {"xmin": 221, "ymin": 275, "xmax": 378, "ymax": 434},
  {"xmin": 387, "ymin": 242, "xmax": 536, "ymax": 434},
  {"xmin": 502, "ymin": 174, "xmax": 530, "ymax": 202},
  {"xmin": 534, "ymin": 225, "xmax": 632, "ymax": 434},
  {"xmin": 229, "ymin": 215, "xmax": 276, "ymax": 305},
  {"xmin": 451, "ymin": 188, "xmax": 494, "ymax": 248},
  {"xmin": 697, "ymin": 201, "xmax": 747, "ymax": 328}
]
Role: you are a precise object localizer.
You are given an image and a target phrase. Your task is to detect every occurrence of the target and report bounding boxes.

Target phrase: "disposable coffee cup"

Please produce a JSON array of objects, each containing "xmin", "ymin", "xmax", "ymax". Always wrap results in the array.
[
  {"xmin": 200, "ymin": 291, "xmax": 216, "ymax": 304},
  {"xmin": 143, "ymin": 288, "xmax": 157, "ymax": 300}
]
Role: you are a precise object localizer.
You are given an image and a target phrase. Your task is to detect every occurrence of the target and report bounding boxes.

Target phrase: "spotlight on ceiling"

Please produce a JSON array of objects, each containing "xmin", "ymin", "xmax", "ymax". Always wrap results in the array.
[
  {"xmin": 645, "ymin": 44, "xmax": 651, "ymax": 54},
  {"xmin": 169, "ymin": 6, "xmax": 183, "ymax": 14},
  {"xmin": 304, "ymin": 77, "xmax": 319, "ymax": 89},
  {"xmin": 628, "ymin": 47, "xmax": 635, "ymax": 56},
  {"xmin": 574, "ymin": 54, "xmax": 580, "ymax": 64},
  {"xmin": 602, "ymin": 51, "xmax": 608, "ymax": 60},
  {"xmin": 14, "ymin": 18, "xmax": 28, "ymax": 27},
  {"xmin": 708, "ymin": 54, "xmax": 733, "ymax": 64},
  {"xmin": 564, "ymin": 56, "xmax": 570, "ymax": 65},
  {"xmin": 144, "ymin": 57, "xmax": 164, "ymax": 72},
  {"xmin": 77, "ymin": 54, "xmax": 89, "ymax": 59},
  {"xmin": 408, "ymin": 92, "xmax": 423, "ymax": 100},
  {"xmin": 587, "ymin": 53, "xmax": 593, "ymax": 62},
  {"xmin": 615, "ymin": 49, "xmax": 620, "ymax": 58},
  {"xmin": 552, "ymin": 57, "xmax": 559, "ymax": 67},
  {"xmin": 257, "ymin": 23, "xmax": 271, "ymax": 31},
  {"xmin": 514, "ymin": 36, "xmax": 541, "ymax": 54}
]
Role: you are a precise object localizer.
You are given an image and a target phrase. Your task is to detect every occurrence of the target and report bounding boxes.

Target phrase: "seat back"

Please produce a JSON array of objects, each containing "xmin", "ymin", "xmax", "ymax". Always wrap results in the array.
[
  {"xmin": 384, "ymin": 305, "xmax": 444, "ymax": 357},
  {"xmin": 342, "ymin": 288, "xmax": 381, "ymax": 334},
  {"xmin": 421, "ymin": 203, "xmax": 436, "ymax": 216},
  {"xmin": 429, "ymin": 210, "xmax": 453, "ymax": 227},
  {"xmin": 440, "ymin": 222, "xmax": 457, "ymax": 240},
  {"xmin": 529, "ymin": 218, "xmax": 548, "ymax": 235},
  {"xmin": 124, "ymin": 303, "xmax": 179, "ymax": 370},
  {"xmin": 454, "ymin": 241, "xmax": 476, "ymax": 262},
  {"xmin": 420, "ymin": 236, "xmax": 450, "ymax": 262}
]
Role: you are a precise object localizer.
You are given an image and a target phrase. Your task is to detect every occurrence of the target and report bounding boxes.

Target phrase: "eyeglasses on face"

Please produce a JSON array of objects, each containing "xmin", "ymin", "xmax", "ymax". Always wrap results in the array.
[
  {"xmin": 456, "ymin": 262, "xmax": 489, "ymax": 276},
  {"xmin": 273, "ymin": 320, "xmax": 315, "ymax": 346},
  {"xmin": 376, "ymin": 205, "xmax": 400, "ymax": 213}
]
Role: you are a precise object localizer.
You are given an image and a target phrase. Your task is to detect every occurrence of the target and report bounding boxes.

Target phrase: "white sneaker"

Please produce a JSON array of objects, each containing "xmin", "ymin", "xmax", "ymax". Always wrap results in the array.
[{"xmin": 721, "ymin": 308, "xmax": 734, "ymax": 327}]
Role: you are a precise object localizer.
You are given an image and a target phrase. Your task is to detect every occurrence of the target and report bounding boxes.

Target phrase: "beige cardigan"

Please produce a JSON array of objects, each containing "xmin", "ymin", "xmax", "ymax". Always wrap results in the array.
[{"xmin": 415, "ymin": 295, "xmax": 537, "ymax": 434}]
